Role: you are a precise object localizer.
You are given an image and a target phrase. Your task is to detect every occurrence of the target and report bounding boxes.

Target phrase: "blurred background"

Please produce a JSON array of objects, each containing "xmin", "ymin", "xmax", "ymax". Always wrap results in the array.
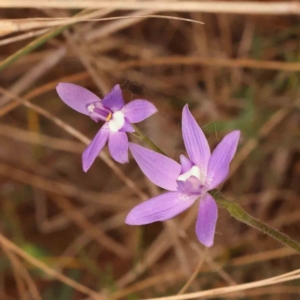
[{"xmin": 1, "ymin": 1, "xmax": 300, "ymax": 299}]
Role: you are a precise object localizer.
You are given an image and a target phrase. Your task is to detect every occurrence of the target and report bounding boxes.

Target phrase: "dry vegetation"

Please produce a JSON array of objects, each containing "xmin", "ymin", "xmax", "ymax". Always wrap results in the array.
[{"xmin": 1, "ymin": 1, "xmax": 300, "ymax": 299}]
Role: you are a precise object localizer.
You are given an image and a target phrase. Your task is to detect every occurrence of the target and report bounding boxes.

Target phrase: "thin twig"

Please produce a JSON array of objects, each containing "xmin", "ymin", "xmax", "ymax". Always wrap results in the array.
[
  {"xmin": 0, "ymin": 28, "xmax": 48, "ymax": 46},
  {"xmin": 2, "ymin": 245, "xmax": 42, "ymax": 300},
  {"xmin": 0, "ymin": 9, "xmax": 110, "ymax": 72},
  {"xmin": 0, "ymin": 234, "xmax": 105, "ymax": 300},
  {"xmin": 1, "ymin": 1, "xmax": 300, "ymax": 15},
  {"xmin": 177, "ymin": 249, "xmax": 207, "ymax": 295},
  {"xmin": 0, "ymin": 15, "xmax": 203, "ymax": 32},
  {"xmin": 2, "ymin": 246, "xmax": 27, "ymax": 300},
  {"xmin": 51, "ymin": 195, "xmax": 130, "ymax": 258},
  {"xmin": 120, "ymin": 56, "xmax": 300, "ymax": 72},
  {"xmin": 0, "ymin": 71, "xmax": 89, "ymax": 116},
  {"xmin": 0, "ymin": 47, "xmax": 65, "ymax": 106},
  {"xmin": 142, "ymin": 269, "xmax": 300, "ymax": 300},
  {"xmin": 0, "ymin": 124, "xmax": 84, "ymax": 153},
  {"xmin": 0, "ymin": 162, "xmax": 133, "ymax": 208}
]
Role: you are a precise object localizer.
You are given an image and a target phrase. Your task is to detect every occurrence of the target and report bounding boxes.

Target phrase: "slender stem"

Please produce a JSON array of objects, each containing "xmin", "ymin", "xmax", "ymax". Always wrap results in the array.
[
  {"xmin": 132, "ymin": 126, "xmax": 300, "ymax": 254},
  {"xmin": 132, "ymin": 124, "xmax": 166, "ymax": 156},
  {"xmin": 215, "ymin": 195, "xmax": 300, "ymax": 254}
]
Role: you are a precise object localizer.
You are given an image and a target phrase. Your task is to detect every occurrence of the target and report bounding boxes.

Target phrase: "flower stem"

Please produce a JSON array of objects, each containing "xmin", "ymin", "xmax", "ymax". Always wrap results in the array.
[
  {"xmin": 215, "ymin": 195, "xmax": 300, "ymax": 254},
  {"xmin": 132, "ymin": 126, "xmax": 300, "ymax": 254},
  {"xmin": 132, "ymin": 124, "xmax": 166, "ymax": 156}
]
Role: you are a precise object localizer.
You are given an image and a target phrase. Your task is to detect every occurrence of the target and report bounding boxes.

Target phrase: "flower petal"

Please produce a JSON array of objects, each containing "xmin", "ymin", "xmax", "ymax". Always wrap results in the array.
[
  {"xmin": 129, "ymin": 143, "xmax": 181, "ymax": 191},
  {"xmin": 56, "ymin": 83, "xmax": 101, "ymax": 115},
  {"xmin": 205, "ymin": 130, "xmax": 240, "ymax": 190},
  {"xmin": 119, "ymin": 119, "xmax": 135, "ymax": 133},
  {"xmin": 122, "ymin": 100, "xmax": 157, "ymax": 123},
  {"xmin": 82, "ymin": 125, "xmax": 109, "ymax": 172},
  {"xmin": 179, "ymin": 154, "xmax": 193, "ymax": 173},
  {"xmin": 182, "ymin": 105, "xmax": 211, "ymax": 174},
  {"xmin": 126, "ymin": 192, "xmax": 198, "ymax": 225},
  {"xmin": 196, "ymin": 193, "xmax": 218, "ymax": 247},
  {"xmin": 102, "ymin": 84, "xmax": 125, "ymax": 112},
  {"xmin": 108, "ymin": 132, "xmax": 129, "ymax": 164}
]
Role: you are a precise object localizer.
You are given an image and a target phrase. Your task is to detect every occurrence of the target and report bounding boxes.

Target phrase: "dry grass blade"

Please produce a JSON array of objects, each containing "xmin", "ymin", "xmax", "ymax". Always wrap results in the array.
[
  {"xmin": 86, "ymin": 9, "xmax": 159, "ymax": 40},
  {"xmin": 230, "ymin": 286, "xmax": 300, "ymax": 298},
  {"xmin": 0, "ymin": 234, "xmax": 105, "ymax": 300},
  {"xmin": 0, "ymin": 9, "xmax": 113, "ymax": 71},
  {"xmin": 231, "ymin": 248, "xmax": 296, "ymax": 267},
  {"xmin": 231, "ymin": 108, "xmax": 290, "ymax": 175},
  {"xmin": 0, "ymin": 72, "xmax": 89, "ymax": 116},
  {"xmin": 0, "ymin": 162, "xmax": 134, "ymax": 208},
  {"xmin": 1, "ymin": 245, "xmax": 42, "ymax": 300},
  {"xmin": 111, "ymin": 247, "xmax": 297, "ymax": 299},
  {"xmin": 0, "ymin": 15, "xmax": 203, "ymax": 32},
  {"xmin": 120, "ymin": 56, "xmax": 300, "ymax": 72},
  {"xmin": 177, "ymin": 250, "xmax": 207, "ymax": 295},
  {"xmin": 116, "ymin": 208, "xmax": 237, "ymax": 289},
  {"xmin": 111, "ymin": 271, "xmax": 183, "ymax": 300},
  {"xmin": 142, "ymin": 269, "xmax": 300, "ymax": 300},
  {"xmin": 0, "ymin": 10, "xmax": 114, "ymax": 33},
  {"xmin": 2, "ymin": 246, "xmax": 28, "ymax": 300},
  {"xmin": 1, "ymin": 1, "xmax": 300, "ymax": 15},
  {"xmin": 0, "ymin": 47, "xmax": 66, "ymax": 106},
  {"xmin": 51, "ymin": 195, "xmax": 130, "ymax": 258},
  {"xmin": 0, "ymin": 125, "xmax": 84, "ymax": 153},
  {"xmin": 0, "ymin": 28, "xmax": 48, "ymax": 46}
]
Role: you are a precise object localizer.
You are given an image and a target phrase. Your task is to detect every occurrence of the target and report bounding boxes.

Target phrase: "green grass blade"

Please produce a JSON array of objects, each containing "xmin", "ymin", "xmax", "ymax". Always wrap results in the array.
[{"xmin": 0, "ymin": 25, "xmax": 70, "ymax": 72}]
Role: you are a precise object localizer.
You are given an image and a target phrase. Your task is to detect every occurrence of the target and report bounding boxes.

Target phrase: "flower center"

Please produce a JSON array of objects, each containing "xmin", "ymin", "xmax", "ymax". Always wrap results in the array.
[
  {"xmin": 177, "ymin": 165, "xmax": 201, "ymax": 182},
  {"xmin": 87, "ymin": 102, "xmax": 112, "ymax": 122},
  {"xmin": 109, "ymin": 111, "xmax": 125, "ymax": 132},
  {"xmin": 177, "ymin": 165, "xmax": 207, "ymax": 195}
]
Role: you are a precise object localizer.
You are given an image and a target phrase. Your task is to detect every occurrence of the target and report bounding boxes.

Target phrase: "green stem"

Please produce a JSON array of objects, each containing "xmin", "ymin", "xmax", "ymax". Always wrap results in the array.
[
  {"xmin": 132, "ymin": 124, "xmax": 166, "ymax": 156},
  {"xmin": 133, "ymin": 125, "xmax": 300, "ymax": 254},
  {"xmin": 0, "ymin": 27, "xmax": 67, "ymax": 72},
  {"xmin": 215, "ymin": 195, "xmax": 300, "ymax": 254}
]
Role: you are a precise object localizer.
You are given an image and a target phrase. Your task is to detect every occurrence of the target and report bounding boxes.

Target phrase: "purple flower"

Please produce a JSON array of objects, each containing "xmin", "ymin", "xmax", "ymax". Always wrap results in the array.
[
  {"xmin": 126, "ymin": 105, "xmax": 240, "ymax": 247},
  {"xmin": 56, "ymin": 83, "xmax": 157, "ymax": 171}
]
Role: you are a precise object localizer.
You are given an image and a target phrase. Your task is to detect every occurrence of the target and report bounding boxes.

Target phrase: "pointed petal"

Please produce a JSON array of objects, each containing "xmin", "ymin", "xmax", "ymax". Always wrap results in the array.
[
  {"xmin": 179, "ymin": 154, "xmax": 193, "ymax": 173},
  {"xmin": 122, "ymin": 100, "xmax": 157, "ymax": 123},
  {"xmin": 82, "ymin": 126, "xmax": 109, "ymax": 172},
  {"xmin": 206, "ymin": 130, "xmax": 240, "ymax": 190},
  {"xmin": 196, "ymin": 193, "xmax": 218, "ymax": 247},
  {"xmin": 129, "ymin": 143, "xmax": 181, "ymax": 191},
  {"xmin": 126, "ymin": 192, "xmax": 198, "ymax": 225},
  {"xmin": 56, "ymin": 83, "xmax": 100, "ymax": 115},
  {"xmin": 108, "ymin": 132, "xmax": 129, "ymax": 164},
  {"xmin": 182, "ymin": 105, "xmax": 211, "ymax": 174},
  {"xmin": 102, "ymin": 85, "xmax": 125, "ymax": 112}
]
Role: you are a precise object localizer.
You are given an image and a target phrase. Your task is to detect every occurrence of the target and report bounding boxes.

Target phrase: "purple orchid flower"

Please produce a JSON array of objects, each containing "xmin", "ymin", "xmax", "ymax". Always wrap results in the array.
[
  {"xmin": 125, "ymin": 105, "xmax": 240, "ymax": 247},
  {"xmin": 56, "ymin": 83, "xmax": 157, "ymax": 171}
]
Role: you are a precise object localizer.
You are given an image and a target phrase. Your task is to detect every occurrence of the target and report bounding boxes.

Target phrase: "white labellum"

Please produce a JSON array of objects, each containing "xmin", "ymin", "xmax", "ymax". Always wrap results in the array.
[{"xmin": 109, "ymin": 111, "xmax": 125, "ymax": 132}]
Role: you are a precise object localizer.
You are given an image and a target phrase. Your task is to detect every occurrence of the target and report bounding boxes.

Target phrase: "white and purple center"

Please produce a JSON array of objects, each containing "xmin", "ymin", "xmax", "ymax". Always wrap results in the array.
[{"xmin": 87, "ymin": 102, "xmax": 125, "ymax": 132}]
